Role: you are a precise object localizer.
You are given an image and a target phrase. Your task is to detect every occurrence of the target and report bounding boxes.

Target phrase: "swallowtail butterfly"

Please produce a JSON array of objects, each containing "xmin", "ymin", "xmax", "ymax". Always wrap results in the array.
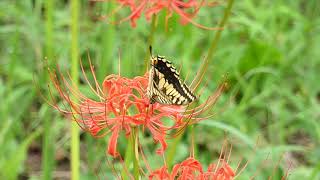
[{"xmin": 147, "ymin": 48, "xmax": 197, "ymax": 105}]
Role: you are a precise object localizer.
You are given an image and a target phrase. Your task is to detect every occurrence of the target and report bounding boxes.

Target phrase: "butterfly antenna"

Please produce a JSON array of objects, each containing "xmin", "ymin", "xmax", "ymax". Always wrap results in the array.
[
  {"xmin": 148, "ymin": 46, "xmax": 154, "ymax": 71},
  {"xmin": 149, "ymin": 45, "xmax": 153, "ymax": 58}
]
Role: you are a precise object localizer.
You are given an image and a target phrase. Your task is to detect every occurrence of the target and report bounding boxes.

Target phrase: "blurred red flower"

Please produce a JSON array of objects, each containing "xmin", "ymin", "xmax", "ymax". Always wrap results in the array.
[
  {"xmin": 47, "ymin": 59, "xmax": 224, "ymax": 157},
  {"xmin": 149, "ymin": 157, "xmax": 235, "ymax": 180},
  {"xmin": 96, "ymin": 0, "xmax": 220, "ymax": 29}
]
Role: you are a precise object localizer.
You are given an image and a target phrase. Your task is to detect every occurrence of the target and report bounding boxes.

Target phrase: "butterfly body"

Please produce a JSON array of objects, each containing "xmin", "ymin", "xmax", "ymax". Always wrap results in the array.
[{"xmin": 147, "ymin": 55, "xmax": 196, "ymax": 105}]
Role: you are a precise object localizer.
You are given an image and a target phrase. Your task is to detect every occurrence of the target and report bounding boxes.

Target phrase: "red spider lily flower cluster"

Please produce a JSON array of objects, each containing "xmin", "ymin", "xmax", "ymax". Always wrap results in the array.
[
  {"xmin": 47, "ymin": 60, "xmax": 224, "ymax": 157},
  {"xmin": 149, "ymin": 157, "xmax": 235, "ymax": 180},
  {"xmin": 95, "ymin": 0, "xmax": 220, "ymax": 29},
  {"xmin": 144, "ymin": 136, "xmax": 239, "ymax": 179}
]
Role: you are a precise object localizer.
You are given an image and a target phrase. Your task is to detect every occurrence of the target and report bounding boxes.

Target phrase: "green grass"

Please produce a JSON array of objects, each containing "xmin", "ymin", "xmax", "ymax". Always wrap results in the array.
[{"xmin": 0, "ymin": 0, "xmax": 319, "ymax": 179}]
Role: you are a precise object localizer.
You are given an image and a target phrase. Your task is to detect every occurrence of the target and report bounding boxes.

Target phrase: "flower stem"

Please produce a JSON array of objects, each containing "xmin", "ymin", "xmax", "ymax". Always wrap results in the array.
[
  {"xmin": 122, "ymin": 128, "xmax": 140, "ymax": 179},
  {"xmin": 190, "ymin": 0, "xmax": 235, "ymax": 90},
  {"xmin": 167, "ymin": 0, "xmax": 235, "ymax": 168},
  {"xmin": 190, "ymin": 125, "xmax": 196, "ymax": 158},
  {"xmin": 122, "ymin": 137, "xmax": 133, "ymax": 179},
  {"xmin": 132, "ymin": 127, "xmax": 140, "ymax": 179},
  {"xmin": 144, "ymin": 15, "xmax": 157, "ymax": 72},
  {"xmin": 166, "ymin": 133, "xmax": 183, "ymax": 169},
  {"xmin": 42, "ymin": 0, "xmax": 54, "ymax": 179},
  {"xmin": 98, "ymin": 2, "xmax": 115, "ymax": 79},
  {"xmin": 70, "ymin": 0, "xmax": 80, "ymax": 179}
]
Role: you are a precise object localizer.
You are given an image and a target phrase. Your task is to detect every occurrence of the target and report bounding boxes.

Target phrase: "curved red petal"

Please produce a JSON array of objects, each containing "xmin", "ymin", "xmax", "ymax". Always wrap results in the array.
[{"xmin": 107, "ymin": 126, "xmax": 121, "ymax": 157}]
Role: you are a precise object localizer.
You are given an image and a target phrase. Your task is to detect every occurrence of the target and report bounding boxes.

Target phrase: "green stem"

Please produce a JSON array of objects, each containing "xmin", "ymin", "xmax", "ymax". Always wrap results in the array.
[
  {"xmin": 132, "ymin": 127, "xmax": 140, "ymax": 179},
  {"xmin": 122, "ymin": 127, "xmax": 140, "ymax": 179},
  {"xmin": 190, "ymin": 125, "xmax": 197, "ymax": 158},
  {"xmin": 190, "ymin": 0, "xmax": 235, "ymax": 90},
  {"xmin": 166, "ymin": 0, "xmax": 235, "ymax": 168},
  {"xmin": 166, "ymin": 133, "xmax": 183, "ymax": 169},
  {"xmin": 45, "ymin": 0, "xmax": 53, "ymax": 64},
  {"xmin": 42, "ymin": 0, "xmax": 54, "ymax": 179},
  {"xmin": 71, "ymin": 0, "xmax": 80, "ymax": 179},
  {"xmin": 98, "ymin": 2, "xmax": 115, "ymax": 79},
  {"xmin": 122, "ymin": 137, "xmax": 133, "ymax": 180},
  {"xmin": 144, "ymin": 15, "xmax": 157, "ymax": 72}
]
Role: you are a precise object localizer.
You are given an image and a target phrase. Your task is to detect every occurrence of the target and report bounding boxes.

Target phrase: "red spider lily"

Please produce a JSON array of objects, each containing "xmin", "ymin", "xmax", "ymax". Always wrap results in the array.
[
  {"xmin": 146, "ymin": 139, "xmax": 291, "ymax": 180},
  {"xmin": 148, "ymin": 157, "xmax": 235, "ymax": 180},
  {"xmin": 146, "ymin": 139, "xmax": 239, "ymax": 179},
  {"xmin": 47, "ymin": 58, "xmax": 224, "ymax": 157},
  {"xmin": 94, "ymin": 0, "xmax": 220, "ymax": 29}
]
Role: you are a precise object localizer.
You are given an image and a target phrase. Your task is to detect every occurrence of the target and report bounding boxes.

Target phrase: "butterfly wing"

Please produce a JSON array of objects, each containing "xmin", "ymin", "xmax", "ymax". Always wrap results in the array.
[
  {"xmin": 147, "ymin": 56, "xmax": 196, "ymax": 105},
  {"xmin": 147, "ymin": 66, "xmax": 172, "ymax": 104}
]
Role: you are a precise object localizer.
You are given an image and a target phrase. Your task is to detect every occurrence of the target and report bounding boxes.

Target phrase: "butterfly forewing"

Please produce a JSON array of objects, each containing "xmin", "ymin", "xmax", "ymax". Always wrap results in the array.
[{"xmin": 147, "ymin": 55, "xmax": 196, "ymax": 105}]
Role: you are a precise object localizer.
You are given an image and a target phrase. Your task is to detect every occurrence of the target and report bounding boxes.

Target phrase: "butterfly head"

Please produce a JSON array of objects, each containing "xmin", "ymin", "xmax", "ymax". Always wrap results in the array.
[
  {"xmin": 149, "ymin": 46, "xmax": 158, "ymax": 67},
  {"xmin": 150, "ymin": 56, "xmax": 158, "ymax": 67}
]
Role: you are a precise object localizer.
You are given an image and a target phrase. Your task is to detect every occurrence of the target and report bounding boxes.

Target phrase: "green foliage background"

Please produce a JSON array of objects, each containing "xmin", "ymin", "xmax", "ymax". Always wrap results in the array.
[{"xmin": 0, "ymin": 0, "xmax": 319, "ymax": 179}]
